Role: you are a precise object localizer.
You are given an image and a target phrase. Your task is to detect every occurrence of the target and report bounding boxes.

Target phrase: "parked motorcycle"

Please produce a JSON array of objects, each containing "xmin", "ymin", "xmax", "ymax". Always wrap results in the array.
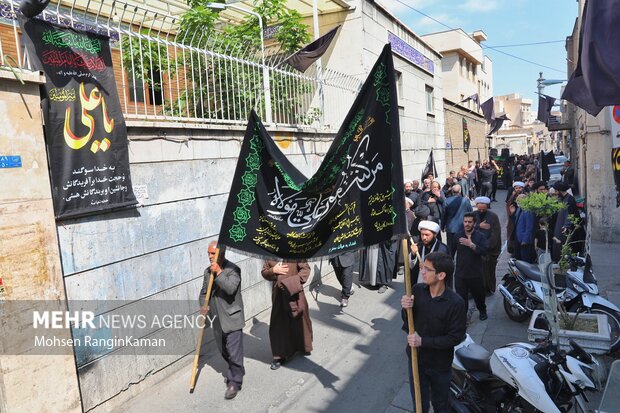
[
  {"xmin": 499, "ymin": 255, "xmax": 620, "ymax": 352},
  {"xmin": 450, "ymin": 317, "xmax": 603, "ymax": 413}
]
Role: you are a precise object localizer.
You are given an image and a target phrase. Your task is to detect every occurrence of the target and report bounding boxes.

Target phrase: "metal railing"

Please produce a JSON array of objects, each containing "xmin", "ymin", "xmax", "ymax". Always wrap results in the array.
[{"xmin": 0, "ymin": 0, "xmax": 361, "ymax": 130}]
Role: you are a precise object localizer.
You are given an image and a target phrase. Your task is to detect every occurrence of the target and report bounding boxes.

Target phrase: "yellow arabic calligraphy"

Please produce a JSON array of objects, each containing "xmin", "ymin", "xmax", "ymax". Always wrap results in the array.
[
  {"xmin": 353, "ymin": 116, "xmax": 375, "ymax": 142},
  {"xmin": 63, "ymin": 83, "xmax": 115, "ymax": 151}
]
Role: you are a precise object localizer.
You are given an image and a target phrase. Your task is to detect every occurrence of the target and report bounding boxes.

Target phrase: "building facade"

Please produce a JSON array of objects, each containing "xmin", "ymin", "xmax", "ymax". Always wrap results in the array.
[
  {"xmin": 318, "ymin": 0, "xmax": 446, "ymax": 181},
  {"xmin": 564, "ymin": 0, "xmax": 620, "ymax": 241}
]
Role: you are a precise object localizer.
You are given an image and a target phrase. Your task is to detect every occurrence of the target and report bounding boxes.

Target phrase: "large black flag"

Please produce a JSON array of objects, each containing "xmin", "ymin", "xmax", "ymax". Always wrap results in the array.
[
  {"xmin": 537, "ymin": 94, "xmax": 556, "ymax": 125},
  {"xmin": 462, "ymin": 117, "xmax": 470, "ymax": 153},
  {"xmin": 218, "ymin": 44, "xmax": 407, "ymax": 260},
  {"xmin": 421, "ymin": 150, "xmax": 438, "ymax": 181},
  {"xmin": 285, "ymin": 25, "xmax": 340, "ymax": 72},
  {"xmin": 20, "ymin": 18, "xmax": 136, "ymax": 219},
  {"xmin": 562, "ymin": 0, "xmax": 620, "ymax": 116}
]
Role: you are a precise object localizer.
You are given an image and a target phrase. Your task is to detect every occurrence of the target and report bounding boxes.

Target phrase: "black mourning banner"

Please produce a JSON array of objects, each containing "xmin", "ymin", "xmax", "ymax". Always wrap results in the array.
[
  {"xmin": 218, "ymin": 44, "xmax": 407, "ymax": 260},
  {"xmin": 462, "ymin": 117, "xmax": 470, "ymax": 153},
  {"xmin": 20, "ymin": 18, "xmax": 137, "ymax": 219},
  {"xmin": 421, "ymin": 150, "xmax": 438, "ymax": 182}
]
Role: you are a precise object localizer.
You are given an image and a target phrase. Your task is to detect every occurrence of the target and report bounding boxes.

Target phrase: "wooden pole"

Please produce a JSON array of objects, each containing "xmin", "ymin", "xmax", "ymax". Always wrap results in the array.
[
  {"xmin": 402, "ymin": 239, "xmax": 422, "ymax": 413},
  {"xmin": 189, "ymin": 248, "xmax": 220, "ymax": 391}
]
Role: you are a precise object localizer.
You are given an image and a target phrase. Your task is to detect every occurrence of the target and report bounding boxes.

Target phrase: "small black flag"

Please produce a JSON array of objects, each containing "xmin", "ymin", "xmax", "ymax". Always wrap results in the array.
[
  {"xmin": 461, "ymin": 93, "xmax": 480, "ymax": 111},
  {"xmin": 285, "ymin": 25, "xmax": 340, "ymax": 72},
  {"xmin": 488, "ymin": 114, "xmax": 509, "ymax": 135},
  {"xmin": 481, "ymin": 97, "xmax": 495, "ymax": 124},
  {"xmin": 537, "ymin": 94, "xmax": 556, "ymax": 125},
  {"xmin": 421, "ymin": 150, "xmax": 438, "ymax": 181},
  {"xmin": 541, "ymin": 150, "xmax": 557, "ymax": 182}
]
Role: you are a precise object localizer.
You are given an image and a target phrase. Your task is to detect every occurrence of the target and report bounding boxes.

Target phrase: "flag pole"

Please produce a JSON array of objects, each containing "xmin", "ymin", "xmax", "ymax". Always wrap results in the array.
[
  {"xmin": 189, "ymin": 247, "xmax": 220, "ymax": 391},
  {"xmin": 402, "ymin": 238, "xmax": 422, "ymax": 413}
]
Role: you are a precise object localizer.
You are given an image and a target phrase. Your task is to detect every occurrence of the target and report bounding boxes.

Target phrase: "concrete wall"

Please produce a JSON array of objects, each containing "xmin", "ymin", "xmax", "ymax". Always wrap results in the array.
[
  {"xmin": 444, "ymin": 103, "xmax": 487, "ymax": 172},
  {"xmin": 0, "ymin": 71, "xmax": 82, "ymax": 412},
  {"xmin": 56, "ymin": 122, "xmax": 337, "ymax": 412}
]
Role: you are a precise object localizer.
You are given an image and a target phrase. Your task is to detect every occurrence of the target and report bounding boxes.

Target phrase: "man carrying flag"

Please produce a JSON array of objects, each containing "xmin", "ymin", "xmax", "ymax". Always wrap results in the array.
[{"xmin": 401, "ymin": 252, "xmax": 466, "ymax": 412}]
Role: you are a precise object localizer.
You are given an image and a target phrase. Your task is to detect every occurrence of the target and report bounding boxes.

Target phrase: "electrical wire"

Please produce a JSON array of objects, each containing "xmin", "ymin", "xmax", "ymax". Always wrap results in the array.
[{"xmin": 390, "ymin": 0, "xmax": 566, "ymax": 73}]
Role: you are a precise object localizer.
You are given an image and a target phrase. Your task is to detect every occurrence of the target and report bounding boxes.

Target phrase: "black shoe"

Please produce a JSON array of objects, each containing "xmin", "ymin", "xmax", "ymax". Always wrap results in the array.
[
  {"xmin": 225, "ymin": 385, "xmax": 239, "ymax": 399},
  {"xmin": 479, "ymin": 312, "xmax": 488, "ymax": 321},
  {"xmin": 270, "ymin": 359, "xmax": 283, "ymax": 370}
]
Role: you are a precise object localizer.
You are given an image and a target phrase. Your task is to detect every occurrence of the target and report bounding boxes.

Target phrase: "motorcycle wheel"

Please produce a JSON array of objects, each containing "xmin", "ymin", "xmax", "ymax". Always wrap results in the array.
[
  {"xmin": 502, "ymin": 283, "xmax": 531, "ymax": 322},
  {"xmin": 590, "ymin": 305, "xmax": 620, "ymax": 352}
]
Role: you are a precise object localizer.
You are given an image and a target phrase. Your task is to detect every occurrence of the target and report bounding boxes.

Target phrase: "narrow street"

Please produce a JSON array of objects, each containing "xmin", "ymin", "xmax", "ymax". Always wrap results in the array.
[{"xmin": 116, "ymin": 189, "xmax": 620, "ymax": 412}]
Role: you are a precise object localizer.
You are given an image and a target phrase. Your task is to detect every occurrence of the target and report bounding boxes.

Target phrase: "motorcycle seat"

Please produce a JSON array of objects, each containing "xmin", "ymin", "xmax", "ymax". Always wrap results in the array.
[
  {"xmin": 515, "ymin": 260, "xmax": 542, "ymax": 282},
  {"xmin": 456, "ymin": 343, "xmax": 492, "ymax": 373}
]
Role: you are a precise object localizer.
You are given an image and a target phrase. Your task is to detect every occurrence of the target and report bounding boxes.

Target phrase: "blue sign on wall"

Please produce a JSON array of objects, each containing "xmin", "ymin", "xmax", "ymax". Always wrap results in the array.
[
  {"xmin": 388, "ymin": 32, "xmax": 434, "ymax": 74},
  {"xmin": 0, "ymin": 156, "xmax": 22, "ymax": 168}
]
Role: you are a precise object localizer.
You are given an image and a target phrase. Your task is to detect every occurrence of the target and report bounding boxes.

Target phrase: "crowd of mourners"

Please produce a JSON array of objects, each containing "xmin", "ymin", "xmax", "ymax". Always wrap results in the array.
[{"xmin": 197, "ymin": 151, "xmax": 584, "ymax": 411}]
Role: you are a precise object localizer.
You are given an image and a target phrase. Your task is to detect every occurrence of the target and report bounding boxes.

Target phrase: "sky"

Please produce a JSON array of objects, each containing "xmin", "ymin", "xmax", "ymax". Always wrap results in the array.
[{"xmin": 377, "ymin": 0, "xmax": 577, "ymax": 112}]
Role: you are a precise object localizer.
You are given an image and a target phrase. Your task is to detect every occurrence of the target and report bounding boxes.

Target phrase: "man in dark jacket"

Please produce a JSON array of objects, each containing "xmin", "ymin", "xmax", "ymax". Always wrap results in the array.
[
  {"xmin": 453, "ymin": 212, "xmax": 489, "ymax": 320},
  {"xmin": 199, "ymin": 241, "xmax": 245, "ymax": 399},
  {"xmin": 401, "ymin": 252, "xmax": 466, "ymax": 412}
]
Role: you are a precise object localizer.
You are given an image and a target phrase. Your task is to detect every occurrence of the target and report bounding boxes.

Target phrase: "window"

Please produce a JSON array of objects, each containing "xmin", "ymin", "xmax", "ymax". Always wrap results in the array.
[
  {"xmin": 127, "ymin": 70, "xmax": 164, "ymax": 105},
  {"xmin": 460, "ymin": 58, "xmax": 466, "ymax": 76},
  {"xmin": 425, "ymin": 85, "xmax": 434, "ymax": 113},
  {"xmin": 395, "ymin": 70, "xmax": 403, "ymax": 103}
]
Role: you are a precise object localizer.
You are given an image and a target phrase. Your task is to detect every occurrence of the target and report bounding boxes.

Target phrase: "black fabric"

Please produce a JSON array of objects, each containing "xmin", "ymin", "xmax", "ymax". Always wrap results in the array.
[
  {"xmin": 421, "ymin": 150, "xmax": 439, "ymax": 181},
  {"xmin": 455, "ymin": 276, "xmax": 487, "ymax": 314},
  {"xmin": 462, "ymin": 117, "xmax": 470, "ymax": 153},
  {"xmin": 488, "ymin": 114, "xmax": 509, "ymax": 135},
  {"xmin": 20, "ymin": 18, "xmax": 136, "ymax": 219},
  {"xmin": 219, "ymin": 44, "xmax": 407, "ymax": 260},
  {"xmin": 537, "ymin": 94, "xmax": 556, "ymax": 125},
  {"xmin": 562, "ymin": 0, "xmax": 620, "ymax": 116},
  {"xmin": 541, "ymin": 150, "xmax": 557, "ymax": 182},
  {"xmin": 481, "ymin": 97, "xmax": 495, "ymax": 124},
  {"xmin": 285, "ymin": 25, "xmax": 340, "ymax": 72},
  {"xmin": 407, "ymin": 362, "xmax": 452, "ymax": 413}
]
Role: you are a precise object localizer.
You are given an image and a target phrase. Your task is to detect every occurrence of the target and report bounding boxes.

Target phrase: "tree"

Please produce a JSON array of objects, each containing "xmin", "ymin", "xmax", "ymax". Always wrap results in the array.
[{"xmin": 171, "ymin": 0, "xmax": 312, "ymax": 121}]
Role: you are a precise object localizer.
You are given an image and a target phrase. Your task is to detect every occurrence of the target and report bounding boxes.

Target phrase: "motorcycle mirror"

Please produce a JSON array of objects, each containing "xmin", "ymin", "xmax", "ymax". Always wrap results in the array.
[{"xmin": 533, "ymin": 314, "xmax": 551, "ymax": 332}]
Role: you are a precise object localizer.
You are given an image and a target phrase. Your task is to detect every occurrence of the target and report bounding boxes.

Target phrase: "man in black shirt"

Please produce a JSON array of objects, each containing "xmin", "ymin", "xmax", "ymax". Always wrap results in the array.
[
  {"xmin": 453, "ymin": 212, "xmax": 489, "ymax": 320},
  {"xmin": 401, "ymin": 252, "xmax": 467, "ymax": 413}
]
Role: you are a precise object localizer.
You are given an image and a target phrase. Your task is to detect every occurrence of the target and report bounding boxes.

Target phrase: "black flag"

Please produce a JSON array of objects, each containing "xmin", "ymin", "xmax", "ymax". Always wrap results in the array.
[
  {"xmin": 541, "ymin": 150, "xmax": 557, "ymax": 182},
  {"xmin": 20, "ymin": 18, "xmax": 137, "ymax": 219},
  {"xmin": 285, "ymin": 25, "xmax": 340, "ymax": 72},
  {"xmin": 421, "ymin": 150, "xmax": 438, "ymax": 181},
  {"xmin": 537, "ymin": 94, "xmax": 556, "ymax": 125},
  {"xmin": 562, "ymin": 0, "xmax": 620, "ymax": 116},
  {"xmin": 218, "ymin": 44, "xmax": 407, "ymax": 260},
  {"xmin": 488, "ymin": 114, "xmax": 509, "ymax": 135},
  {"xmin": 481, "ymin": 97, "xmax": 495, "ymax": 124},
  {"xmin": 462, "ymin": 117, "xmax": 470, "ymax": 153}
]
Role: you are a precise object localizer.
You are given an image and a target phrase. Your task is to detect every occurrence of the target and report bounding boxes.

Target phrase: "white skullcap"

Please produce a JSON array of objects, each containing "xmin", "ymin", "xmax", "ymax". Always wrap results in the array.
[
  {"xmin": 513, "ymin": 181, "xmax": 526, "ymax": 188},
  {"xmin": 474, "ymin": 196, "xmax": 491, "ymax": 204},
  {"xmin": 418, "ymin": 220, "xmax": 441, "ymax": 234}
]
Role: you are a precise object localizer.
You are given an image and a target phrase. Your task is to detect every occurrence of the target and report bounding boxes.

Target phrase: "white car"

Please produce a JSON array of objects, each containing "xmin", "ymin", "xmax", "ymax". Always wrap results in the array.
[
  {"xmin": 554, "ymin": 154, "xmax": 568, "ymax": 164},
  {"xmin": 548, "ymin": 163, "xmax": 564, "ymax": 185}
]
